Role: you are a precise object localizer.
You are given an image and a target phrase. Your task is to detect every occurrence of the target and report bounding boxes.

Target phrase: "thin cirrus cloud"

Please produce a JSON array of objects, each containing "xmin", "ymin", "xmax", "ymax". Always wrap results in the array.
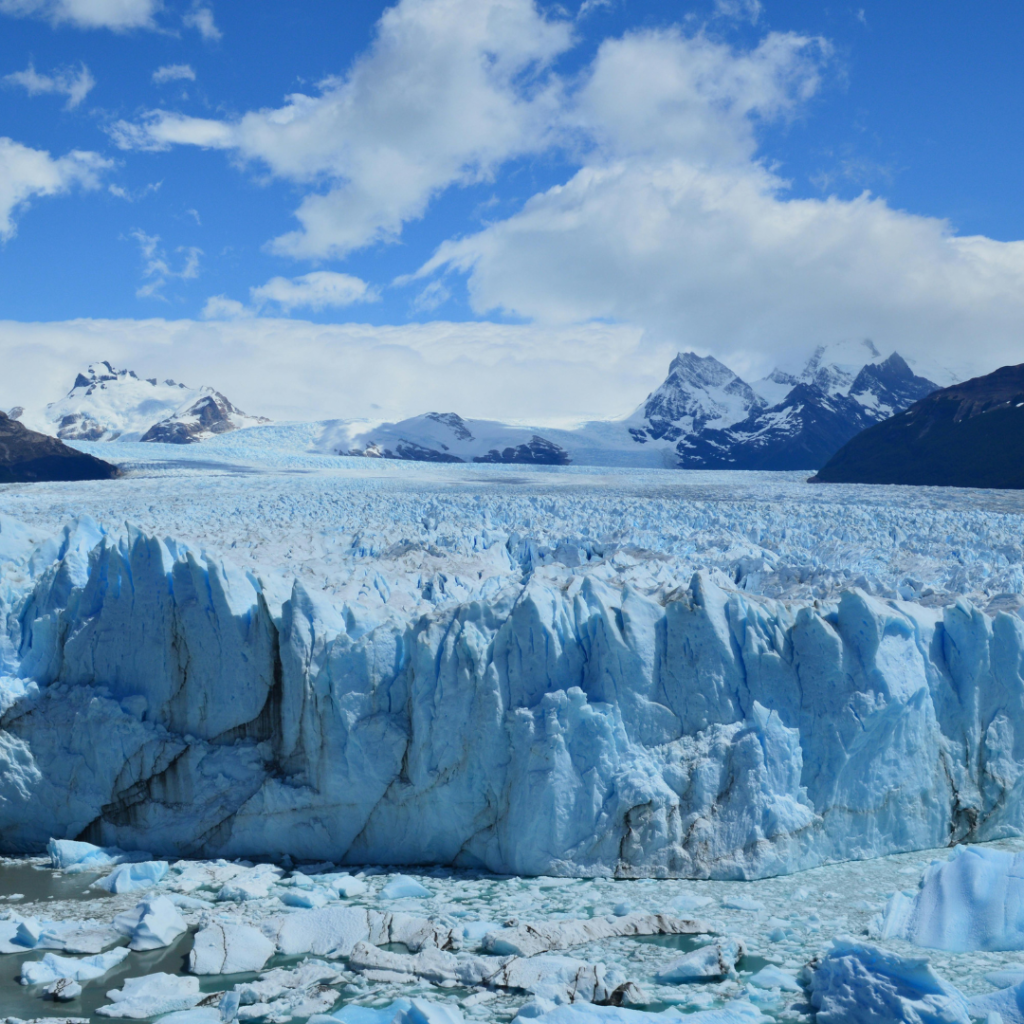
[
  {"xmin": 152, "ymin": 64, "xmax": 196, "ymax": 85},
  {"xmin": 0, "ymin": 0, "xmax": 158, "ymax": 30},
  {"xmin": 0, "ymin": 136, "xmax": 110, "ymax": 241},
  {"xmin": 3, "ymin": 61, "xmax": 95, "ymax": 109},
  {"xmin": 130, "ymin": 228, "xmax": 202, "ymax": 299}
]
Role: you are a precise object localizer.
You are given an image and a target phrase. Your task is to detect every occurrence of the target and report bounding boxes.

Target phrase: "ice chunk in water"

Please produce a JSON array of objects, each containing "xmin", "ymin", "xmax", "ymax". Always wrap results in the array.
[
  {"xmin": 112, "ymin": 896, "xmax": 187, "ymax": 950},
  {"xmin": 655, "ymin": 941, "xmax": 744, "ymax": 983},
  {"xmin": 92, "ymin": 861, "xmax": 168, "ymax": 893},
  {"xmin": 47, "ymin": 839, "xmax": 150, "ymax": 874},
  {"xmin": 189, "ymin": 922, "xmax": 275, "ymax": 975},
  {"xmin": 380, "ymin": 876, "xmax": 432, "ymax": 900},
  {"xmin": 807, "ymin": 938, "xmax": 971, "ymax": 1024},
  {"xmin": 970, "ymin": 979, "xmax": 1024, "ymax": 1024},
  {"xmin": 880, "ymin": 847, "xmax": 1024, "ymax": 952},
  {"xmin": 20, "ymin": 946, "xmax": 131, "ymax": 984},
  {"xmin": 97, "ymin": 972, "xmax": 202, "ymax": 1018}
]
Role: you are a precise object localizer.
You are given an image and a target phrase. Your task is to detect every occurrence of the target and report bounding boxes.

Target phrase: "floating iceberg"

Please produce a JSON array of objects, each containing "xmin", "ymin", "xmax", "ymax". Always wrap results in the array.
[
  {"xmin": 112, "ymin": 896, "xmax": 187, "ymax": 950},
  {"xmin": 969, "ymin": 977, "xmax": 1024, "ymax": 1023},
  {"xmin": 93, "ymin": 861, "xmax": 168, "ymax": 893},
  {"xmin": 879, "ymin": 847, "xmax": 1024, "ymax": 951},
  {"xmin": 20, "ymin": 946, "xmax": 130, "ymax": 985},
  {"xmin": 189, "ymin": 922, "xmax": 275, "ymax": 975},
  {"xmin": 380, "ymin": 876, "xmax": 432, "ymax": 900},
  {"xmin": 5, "ymin": 509, "xmax": 1024, "ymax": 879},
  {"xmin": 97, "ymin": 972, "xmax": 203, "ymax": 1018},
  {"xmin": 654, "ymin": 941, "xmax": 744, "ymax": 983},
  {"xmin": 807, "ymin": 938, "xmax": 972, "ymax": 1024}
]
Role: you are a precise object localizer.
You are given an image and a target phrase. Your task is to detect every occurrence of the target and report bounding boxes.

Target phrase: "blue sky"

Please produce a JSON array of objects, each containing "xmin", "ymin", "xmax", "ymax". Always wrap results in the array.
[{"xmin": 1, "ymin": 0, "xmax": 1023, "ymax": 423}]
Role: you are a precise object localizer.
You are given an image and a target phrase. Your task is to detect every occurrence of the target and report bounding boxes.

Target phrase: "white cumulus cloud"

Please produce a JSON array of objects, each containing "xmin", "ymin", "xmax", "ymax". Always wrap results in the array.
[
  {"xmin": 183, "ymin": 2, "xmax": 219, "ymax": 40},
  {"xmin": 0, "ymin": 137, "xmax": 110, "ymax": 241},
  {"xmin": 0, "ymin": 0, "xmax": 158, "ymax": 30},
  {"xmin": 110, "ymin": 0, "xmax": 573, "ymax": 257},
  {"xmin": 3, "ymin": 61, "xmax": 95, "ymax": 108},
  {"xmin": 152, "ymin": 63, "xmax": 195, "ymax": 85},
  {"xmin": 413, "ymin": 26, "xmax": 1024, "ymax": 379},
  {"xmin": 250, "ymin": 271, "xmax": 378, "ymax": 313}
]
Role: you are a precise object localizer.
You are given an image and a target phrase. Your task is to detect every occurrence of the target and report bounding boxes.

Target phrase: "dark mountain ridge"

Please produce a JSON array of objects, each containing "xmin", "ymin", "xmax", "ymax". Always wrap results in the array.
[
  {"xmin": 811, "ymin": 363, "xmax": 1024, "ymax": 489},
  {"xmin": 0, "ymin": 412, "xmax": 118, "ymax": 483}
]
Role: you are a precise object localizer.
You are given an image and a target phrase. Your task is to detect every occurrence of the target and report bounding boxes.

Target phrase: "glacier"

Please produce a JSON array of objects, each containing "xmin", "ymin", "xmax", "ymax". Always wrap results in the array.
[{"xmin": 4, "ymin": 453, "xmax": 1024, "ymax": 879}]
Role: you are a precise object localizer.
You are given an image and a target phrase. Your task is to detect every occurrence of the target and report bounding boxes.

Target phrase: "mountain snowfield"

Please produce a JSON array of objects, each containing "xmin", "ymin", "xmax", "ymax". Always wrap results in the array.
[
  {"xmin": 30, "ymin": 361, "xmax": 268, "ymax": 444},
  {"xmin": 3, "ymin": 439, "xmax": 1024, "ymax": 1020}
]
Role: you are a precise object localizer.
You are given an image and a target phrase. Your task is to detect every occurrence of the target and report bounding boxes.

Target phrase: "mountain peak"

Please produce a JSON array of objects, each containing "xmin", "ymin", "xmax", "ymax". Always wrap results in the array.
[{"xmin": 667, "ymin": 351, "xmax": 736, "ymax": 389}]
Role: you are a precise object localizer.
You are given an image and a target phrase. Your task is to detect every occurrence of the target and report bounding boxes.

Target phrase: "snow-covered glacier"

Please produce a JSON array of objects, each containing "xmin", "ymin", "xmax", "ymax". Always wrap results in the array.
[{"xmin": 4, "ymin": 444, "xmax": 1024, "ymax": 879}]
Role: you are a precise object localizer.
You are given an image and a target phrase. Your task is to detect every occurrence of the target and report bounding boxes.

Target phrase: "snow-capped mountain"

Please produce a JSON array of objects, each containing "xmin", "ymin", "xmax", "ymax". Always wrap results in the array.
[
  {"xmin": 625, "ymin": 352, "xmax": 766, "ymax": 445},
  {"xmin": 45, "ymin": 361, "xmax": 268, "ymax": 444},
  {"xmin": 316, "ymin": 348, "xmax": 940, "ymax": 471},
  {"xmin": 675, "ymin": 352, "xmax": 940, "ymax": 470},
  {"xmin": 323, "ymin": 412, "xmax": 570, "ymax": 464}
]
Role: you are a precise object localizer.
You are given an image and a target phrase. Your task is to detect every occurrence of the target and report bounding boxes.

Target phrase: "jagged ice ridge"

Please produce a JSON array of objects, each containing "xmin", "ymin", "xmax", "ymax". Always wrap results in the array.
[{"xmin": 3, "ymin": 458, "xmax": 1024, "ymax": 876}]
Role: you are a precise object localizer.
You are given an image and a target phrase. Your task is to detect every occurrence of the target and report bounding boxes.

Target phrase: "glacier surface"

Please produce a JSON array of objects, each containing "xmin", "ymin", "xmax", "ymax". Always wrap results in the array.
[{"xmin": 4, "ymin": 447, "xmax": 1024, "ymax": 878}]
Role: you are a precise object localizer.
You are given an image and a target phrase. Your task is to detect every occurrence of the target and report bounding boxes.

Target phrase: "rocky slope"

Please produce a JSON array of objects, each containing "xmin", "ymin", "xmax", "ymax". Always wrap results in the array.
[
  {"xmin": 812, "ymin": 363, "xmax": 1024, "ymax": 488},
  {"xmin": 0, "ymin": 412, "xmax": 118, "ymax": 483}
]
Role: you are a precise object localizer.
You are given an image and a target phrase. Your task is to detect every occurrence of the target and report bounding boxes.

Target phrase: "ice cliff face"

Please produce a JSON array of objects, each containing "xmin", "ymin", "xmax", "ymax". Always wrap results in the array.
[{"xmin": 3, "ymin": 515, "xmax": 1024, "ymax": 878}]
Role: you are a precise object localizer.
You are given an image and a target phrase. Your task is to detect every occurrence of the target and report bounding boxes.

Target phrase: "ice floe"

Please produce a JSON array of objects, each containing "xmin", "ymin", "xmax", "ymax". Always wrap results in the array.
[
  {"xmin": 482, "ymin": 915, "xmax": 707, "ymax": 958},
  {"xmin": 189, "ymin": 921, "xmax": 276, "ymax": 974},
  {"xmin": 97, "ymin": 972, "xmax": 204, "ymax": 1018},
  {"xmin": 19, "ymin": 945, "xmax": 130, "ymax": 984}
]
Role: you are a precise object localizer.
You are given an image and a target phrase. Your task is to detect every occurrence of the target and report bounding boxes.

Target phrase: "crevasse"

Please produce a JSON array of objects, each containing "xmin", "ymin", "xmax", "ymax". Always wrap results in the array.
[{"xmin": 2, "ymin": 515, "xmax": 1024, "ymax": 879}]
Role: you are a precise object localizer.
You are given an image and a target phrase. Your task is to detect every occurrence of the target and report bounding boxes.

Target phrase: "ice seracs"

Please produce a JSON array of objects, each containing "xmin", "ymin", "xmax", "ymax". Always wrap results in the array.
[{"xmin": 6, "ymin": 508, "xmax": 1024, "ymax": 878}]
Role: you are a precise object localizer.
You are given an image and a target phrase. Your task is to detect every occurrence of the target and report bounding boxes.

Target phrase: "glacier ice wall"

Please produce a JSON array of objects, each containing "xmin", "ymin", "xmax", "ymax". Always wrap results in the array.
[{"xmin": 3, "ymin": 514, "xmax": 1024, "ymax": 879}]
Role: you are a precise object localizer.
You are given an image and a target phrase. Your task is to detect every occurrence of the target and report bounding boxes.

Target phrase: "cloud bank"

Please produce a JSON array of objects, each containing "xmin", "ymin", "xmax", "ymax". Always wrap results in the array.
[{"xmin": 0, "ymin": 317, "xmax": 654, "ymax": 428}]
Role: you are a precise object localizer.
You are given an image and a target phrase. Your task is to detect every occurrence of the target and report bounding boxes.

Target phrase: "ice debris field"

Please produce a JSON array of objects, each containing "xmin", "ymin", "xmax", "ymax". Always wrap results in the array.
[{"xmin": 5, "ymin": 426, "xmax": 1024, "ymax": 1021}]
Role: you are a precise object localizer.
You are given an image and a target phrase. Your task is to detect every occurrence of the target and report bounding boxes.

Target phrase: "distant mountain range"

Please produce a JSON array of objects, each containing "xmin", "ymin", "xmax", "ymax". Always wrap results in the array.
[
  {"xmin": 812, "ymin": 363, "xmax": 1024, "ymax": 489},
  {"xmin": 10, "ymin": 347, "xmax": 945, "ymax": 471},
  {"xmin": 329, "ymin": 345, "xmax": 942, "ymax": 470},
  {"xmin": 42, "ymin": 361, "xmax": 268, "ymax": 444}
]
